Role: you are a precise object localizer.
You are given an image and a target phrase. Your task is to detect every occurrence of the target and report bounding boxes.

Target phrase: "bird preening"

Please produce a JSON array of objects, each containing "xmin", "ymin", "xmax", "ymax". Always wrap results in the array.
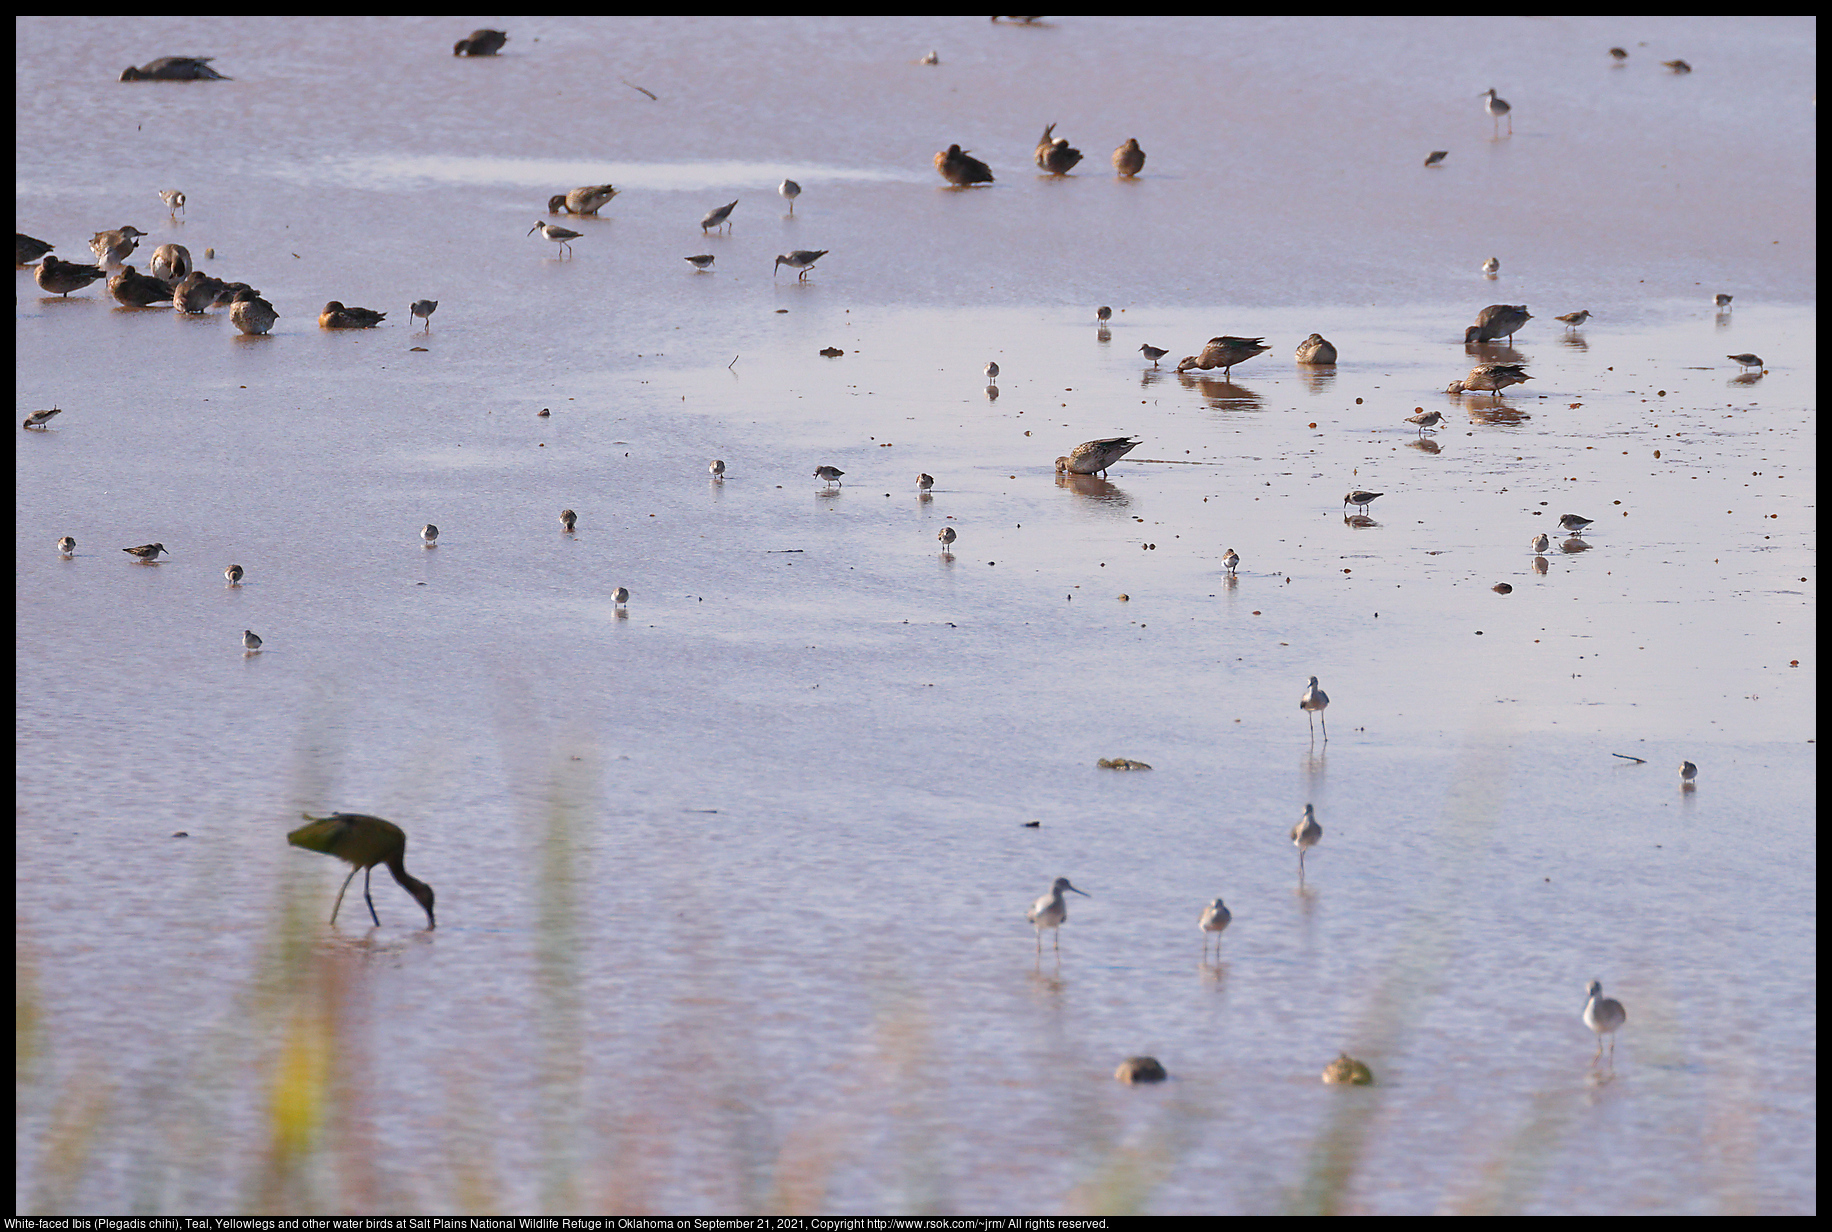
[{"xmin": 288, "ymin": 812, "xmax": 436, "ymax": 929}]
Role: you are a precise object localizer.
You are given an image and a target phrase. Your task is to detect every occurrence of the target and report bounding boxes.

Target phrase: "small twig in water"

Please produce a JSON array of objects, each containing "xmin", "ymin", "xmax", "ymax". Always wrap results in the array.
[
  {"xmin": 622, "ymin": 79, "xmax": 658, "ymax": 101},
  {"xmin": 1611, "ymin": 753, "xmax": 1647, "ymax": 763},
  {"xmin": 728, "ymin": 355, "xmax": 739, "ymax": 369}
]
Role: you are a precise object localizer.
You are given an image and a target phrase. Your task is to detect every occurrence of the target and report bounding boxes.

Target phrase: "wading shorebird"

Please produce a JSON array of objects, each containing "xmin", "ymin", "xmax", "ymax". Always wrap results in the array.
[
  {"xmin": 158, "ymin": 188, "xmax": 186, "ymax": 214},
  {"xmin": 779, "ymin": 178, "xmax": 801, "ymax": 213},
  {"xmin": 58, "ymin": 536, "xmax": 76, "ymax": 555},
  {"xmin": 528, "ymin": 220, "xmax": 582, "ymax": 258},
  {"xmin": 1027, "ymin": 877, "xmax": 1090, "ymax": 952},
  {"xmin": 1714, "ymin": 293, "xmax": 1733, "ymax": 310},
  {"xmin": 934, "ymin": 144, "xmax": 995, "ymax": 186},
  {"xmin": 1424, "ymin": 150, "xmax": 1448, "ymax": 167},
  {"xmin": 937, "ymin": 526, "xmax": 956, "ymax": 552},
  {"xmin": 1222, "ymin": 548, "xmax": 1240, "ymax": 575},
  {"xmin": 288, "ymin": 812, "xmax": 436, "ymax": 928},
  {"xmin": 814, "ymin": 465, "xmax": 844, "ymax": 488},
  {"xmin": 1112, "ymin": 137, "xmax": 1145, "ymax": 177},
  {"xmin": 917, "ymin": 473, "xmax": 934, "ymax": 491},
  {"xmin": 410, "ymin": 299, "xmax": 438, "ymax": 331},
  {"xmin": 35, "ymin": 256, "xmax": 107, "ymax": 297},
  {"xmin": 1447, "ymin": 363, "xmax": 1533, "ymax": 397},
  {"xmin": 421, "ymin": 523, "xmax": 439, "ymax": 545},
  {"xmin": 24, "ymin": 407, "xmax": 64, "ymax": 430},
  {"xmin": 1610, "ymin": 47, "xmax": 1628, "ymax": 62},
  {"xmin": 1466, "ymin": 303, "xmax": 1532, "ymax": 343},
  {"xmin": 1055, "ymin": 436, "xmax": 1140, "ymax": 477},
  {"xmin": 1405, "ymin": 409, "xmax": 1443, "ymax": 434},
  {"xmin": 1582, "ymin": 980, "xmax": 1626, "ymax": 1061},
  {"xmin": 230, "ymin": 288, "xmax": 279, "ymax": 335},
  {"xmin": 684, "ymin": 254, "xmax": 715, "ymax": 271},
  {"xmin": 773, "ymin": 249, "xmax": 828, "ymax": 281},
  {"xmin": 242, "ymin": 630, "xmax": 263, "ymax": 653},
  {"xmin": 453, "ymin": 29, "xmax": 508, "ymax": 56},
  {"xmin": 1139, "ymin": 343, "xmax": 1168, "ymax": 367},
  {"xmin": 1680, "ymin": 760, "xmax": 1698, "ymax": 783},
  {"xmin": 984, "ymin": 361, "xmax": 1000, "ymax": 382},
  {"xmin": 1482, "ymin": 256, "xmax": 1500, "ymax": 275},
  {"xmin": 1199, "ymin": 897, "xmax": 1231, "ymax": 957},
  {"xmin": 1291, "ymin": 804, "xmax": 1323, "ymax": 873},
  {"xmin": 1558, "ymin": 513, "xmax": 1594, "ymax": 535},
  {"xmin": 612, "ymin": 586, "xmax": 629, "ymax": 608},
  {"xmin": 700, "ymin": 199, "xmax": 738, "ymax": 234},
  {"xmin": 1034, "ymin": 123, "xmax": 1083, "ymax": 174},
  {"xmin": 1727, "ymin": 353, "xmax": 1764, "ymax": 371},
  {"xmin": 226, "ymin": 564, "xmax": 244, "ymax": 585},
  {"xmin": 559, "ymin": 509, "xmax": 577, "ymax": 532},
  {"xmin": 123, "ymin": 542, "xmax": 169, "ymax": 561},
  {"xmin": 1294, "ymin": 333, "xmax": 1337, "ymax": 364},
  {"xmin": 1481, "ymin": 87, "xmax": 1512, "ymax": 136},
  {"xmin": 1299, "ymin": 677, "xmax": 1329, "ymax": 738},
  {"xmin": 709, "ymin": 459, "xmax": 726, "ymax": 478},
  {"xmin": 1531, "ymin": 533, "xmax": 1550, "ymax": 554},
  {"xmin": 1555, "ymin": 309, "xmax": 1592, "ymax": 330},
  {"xmin": 1342, "ymin": 491, "xmax": 1381, "ymax": 513},
  {"xmin": 319, "ymin": 301, "xmax": 386, "ymax": 329},
  {"xmin": 1096, "ymin": 305, "xmax": 1112, "ymax": 326},
  {"xmin": 120, "ymin": 56, "xmax": 231, "ymax": 81},
  {"xmin": 172, "ymin": 272, "xmax": 229, "ymax": 314}
]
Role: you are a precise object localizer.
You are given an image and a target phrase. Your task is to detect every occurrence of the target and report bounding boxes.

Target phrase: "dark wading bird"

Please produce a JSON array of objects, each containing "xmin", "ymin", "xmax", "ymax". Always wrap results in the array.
[
  {"xmin": 1465, "ymin": 303, "xmax": 1532, "ymax": 343},
  {"xmin": 289, "ymin": 812, "xmax": 436, "ymax": 928},
  {"xmin": 120, "ymin": 56, "xmax": 231, "ymax": 81}
]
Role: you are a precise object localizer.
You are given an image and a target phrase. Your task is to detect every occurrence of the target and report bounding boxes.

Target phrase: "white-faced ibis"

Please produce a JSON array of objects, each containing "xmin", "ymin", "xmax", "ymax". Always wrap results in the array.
[{"xmin": 288, "ymin": 812, "xmax": 436, "ymax": 928}]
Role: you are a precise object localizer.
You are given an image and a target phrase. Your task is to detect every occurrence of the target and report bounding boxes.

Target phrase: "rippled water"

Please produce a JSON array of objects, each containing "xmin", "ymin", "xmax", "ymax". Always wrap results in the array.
[{"xmin": 16, "ymin": 14, "xmax": 1815, "ymax": 1216}]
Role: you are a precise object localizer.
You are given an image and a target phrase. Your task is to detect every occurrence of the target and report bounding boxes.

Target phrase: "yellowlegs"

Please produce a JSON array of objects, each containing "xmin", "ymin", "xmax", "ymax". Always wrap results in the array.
[
  {"xmin": 230, "ymin": 288, "xmax": 279, "ymax": 335},
  {"xmin": 1035, "ymin": 124, "xmax": 1083, "ymax": 174},
  {"xmin": 815, "ymin": 465, "xmax": 844, "ymax": 487},
  {"xmin": 288, "ymin": 812, "xmax": 435, "ymax": 929},
  {"xmin": 1424, "ymin": 150, "xmax": 1448, "ymax": 167},
  {"xmin": 709, "ymin": 459, "xmax": 726, "ymax": 479},
  {"xmin": 937, "ymin": 526, "xmax": 957, "ymax": 551},
  {"xmin": 1466, "ymin": 304, "xmax": 1532, "ymax": 343},
  {"xmin": 1531, "ymin": 533, "xmax": 1550, "ymax": 554},
  {"xmin": 1556, "ymin": 309, "xmax": 1592, "ymax": 330},
  {"xmin": 1291, "ymin": 804, "xmax": 1323, "ymax": 871},
  {"xmin": 554, "ymin": 184, "xmax": 617, "ymax": 215},
  {"xmin": 58, "ymin": 536, "xmax": 76, "ymax": 555},
  {"xmin": 89, "ymin": 226, "xmax": 148, "ymax": 266},
  {"xmin": 17, "ymin": 233, "xmax": 54, "ymax": 265},
  {"xmin": 1481, "ymin": 88, "xmax": 1512, "ymax": 135},
  {"xmin": 528, "ymin": 220, "xmax": 582, "ymax": 258},
  {"xmin": 1026, "ymin": 877, "xmax": 1089, "ymax": 951},
  {"xmin": 700, "ymin": 200, "xmax": 738, "ymax": 234},
  {"xmin": 421, "ymin": 524, "xmax": 439, "ymax": 545},
  {"xmin": 1139, "ymin": 344, "xmax": 1168, "ymax": 367},
  {"xmin": 1096, "ymin": 305, "xmax": 1112, "ymax": 326},
  {"xmin": 1482, "ymin": 256, "xmax": 1500, "ymax": 275},
  {"xmin": 35, "ymin": 256, "xmax": 107, "ymax": 297},
  {"xmin": 148, "ymin": 243, "xmax": 191, "ymax": 285},
  {"xmin": 934, "ymin": 144, "xmax": 995, "ymax": 186},
  {"xmin": 1199, "ymin": 897, "xmax": 1231, "ymax": 957},
  {"xmin": 559, "ymin": 509, "xmax": 577, "ymax": 532},
  {"xmin": 1558, "ymin": 513, "xmax": 1594, "ymax": 535},
  {"xmin": 1222, "ymin": 548, "xmax": 1239, "ymax": 575},
  {"xmin": 319, "ymin": 301, "xmax": 386, "ymax": 328},
  {"xmin": 1406, "ymin": 409, "xmax": 1443, "ymax": 434},
  {"xmin": 1055, "ymin": 436, "xmax": 1140, "ymax": 476},
  {"xmin": 1112, "ymin": 137, "xmax": 1145, "ymax": 176},
  {"xmin": 123, "ymin": 543, "xmax": 169, "ymax": 561},
  {"xmin": 1294, "ymin": 334, "xmax": 1337, "ymax": 364},
  {"xmin": 612, "ymin": 586, "xmax": 629, "ymax": 608},
  {"xmin": 225, "ymin": 564, "xmax": 244, "ymax": 585},
  {"xmin": 1342, "ymin": 491, "xmax": 1381, "ymax": 513},
  {"xmin": 120, "ymin": 57, "xmax": 231, "ymax": 81},
  {"xmin": 1582, "ymin": 981, "xmax": 1626, "ymax": 1060},
  {"xmin": 773, "ymin": 249, "xmax": 828, "ymax": 280},
  {"xmin": 158, "ymin": 188, "xmax": 186, "ymax": 214},
  {"xmin": 685, "ymin": 254, "xmax": 715, "ymax": 271},
  {"xmin": 917, "ymin": 473, "xmax": 934, "ymax": 491},
  {"xmin": 242, "ymin": 630, "xmax": 263, "ymax": 653},
  {"xmin": 23, "ymin": 407, "xmax": 63, "ymax": 429},
  {"xmin": 1447, "ymin": 363, "xmax": 1532, "ymax": 396},
  {"xmin": 1299, "ymin": 678, "xmax": 1329, "ymax": 738},
  {"xmin": 410, "ymin": 299, "xmax": 438, "ymax": 331},
  {"xmin": 984, "ymin": 361, "xmax": 999, "ymax": 382},
  {"xmin": 1680, "ymin": 760, "xmax": 1698, "ymax": 782},
  {"xmin": 779, "ymin": 178, "xmax": 801, "ymax": 213},
  {"xmin": 1726, "ymin": 353, "xmax": 1764, "ymax": 371},
  {"xmin": 453, "ymin": 29, "xmax": 508, "ymax": 56}
]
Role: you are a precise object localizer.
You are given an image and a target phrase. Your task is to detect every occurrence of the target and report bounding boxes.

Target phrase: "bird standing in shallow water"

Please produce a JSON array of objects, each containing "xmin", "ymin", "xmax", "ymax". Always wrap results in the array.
[
  {"xmin": 1531, "ymin": 533, "xmax": 1550, "ymax": 554},
  {"xmin": 1555, "ymin": 309, "xmax": 1592, "ymax": 330},
  {"xmin": 709, "ymin": 459, "xmax": 726, "ymax": 479},
  {"xmin": 319, "ymin": 301, "xmax": 386, "ymax": 328},
  {"xmin": 528, "ymin": 220, "xmax": 582, "ymax": 258},
  {"xmin": 1680, "ymin": 760, "xmax": 1698, "ymax": 783},
  {"xmin": 1035, "ymin": 124, "xmax": 1083, "ymax": 174},
  {"xmin": 289, "ymin": 812, "xmax": 436, "ymax": 928},
  {"xmin": 1482, "ymin": 256, "xmax": 1500, "ymax": 275},
  {"xmin": 410, "ymin": 299, "xmax": 438, "ymax": 331},
  {"xmin": 773, "ymin": 249, "xmax": 828, "ymax": 281},
  {"xmin": 453, "ymin": 29, "xmax": 508, "ymax": 56},
  {"xmin": 1466, "ymin": 304, "xmax": 1532, "ymax": 343},
  {"xmin": 90, "ymin": 226, "xmax": 148, "ymax": 266},
  {"xmin": 1726, "ymin": 353, "xmax": 1764, "ymax": 371},
  {"xmin": 1096, "ymin": 305, "xmax": 1112, "ymax": 326},
  {"xmin": 934, "ymin": 144, "xmax": 995, "ymax": 186},
  {"xmin": 421, "ymin": 524, "xmax": 439, "ymax": 545},
  {"xmin": 1193, "ymin": 336, "xmax": 1270, "ymax": 377},
  {"xmin": 1406, "ymin": 409, "xmax": 1443, "ymax": 433},
  {"xmin": 1558, "ymin": 513, "xmax": 1594, "ymax": 535},
  {"xmin": 159, "ymin": 188, "xmax": 187, "ymax": 214},
  {"xmin": 1299, "ymin": 677, "xmax": 1329, "ymax": 738},
  {"xmin": 1291, "ymin": 804, "xmax": 1323, "ymax": 874},
  {"xmin": 937, "ymin": 526, "xmax": 956, "ymax": 552},
  {"xmin": 1055, "ymin": 436, "xmax": 1140, "ymax": 476},
  {"xmin": 1112, "ymin": 137, "xmax": 1145, "ymax": 176},
  {"xmin": 123, "ymin": 543, "xmax": 169, "ymax": 561},
  {"xmin": 23, "ymin": 407, "xmax": 63, "ymax": 429},
  {"xmin": 16, "ymin": 233, "xmax": 55, "ymax": 265},
  {"xmin": 685, "ymin": 254, "xmax": 715, "ymax": 271},
  {"xmin": 779, "ymin": 178, "xmax": 801, "ymax": 213},
  {"xmin": 230, "ymin": 288, "xmax": 279, "ymax": 335},
  {"xmin": 1582, "ymin": 981, "xmax": 1626, "ymax": 1060},
  {"xmin": 243, "ymin": 630, "xmax": 263, "ymax": 653},
  {"xmin": 226, "ymin": 564, "xmax": 244, "ymax": 585},
  {"xmin": 1447, "ymin": 363, "xmax": 1532, "ymax": 397},
  {"xmin": 1663, "ymin": 59, "xmax": 1691, "ymax": 74},
  {"xmin": 917, "ymin": 473, "xmax": 934, "ymax": 491},
  {"xmin": 36, "ymin": 255, "xmax": 107, "ymax": 297},
  {"xmin": 1294, "ymin": 334, "xmax": 1337, "ymax": 364},
  {"xmin": 1222, "ymin": 548, "xmax": 1239, "ymax": 575},
  {"xmin": 554, "ymin": 184, "xmax": 617, "ymax": 215},
  {"xmin": 814, "ymin": 466, "xmax": 844, "ymax": 488},
  {"xmin": 1139, "ymin": 343, "xmax": 1168, "ymax": 367},
  {"xmin": 559, "ymin": 509, "xmax": 577, "ymax": 532},
  {"xmin": 1027, "ymin": 877, "xmax": 1089, "ymax": 952},
  {"xmin": 612, "ymin": 586, "xmax": 629, "ymax": 608},
  {"xmin": 984, "ymin": 361, "xmax": 1000, "ymax": 382},
  {"xmin": 1714, "ymin": 293, "xmax": 1733, "ymax": 310},
  {"xmin": 58, "ymin": 536, "xmax": 76, "ymax": 556},
  {"xmin": 1481, "ymin": 87, "xmax": 1512, "ymax": 135},
  {"xmin": 1343, "ymin": 491, "xmax": 1381, "ymax": 514},
  {"xmin": 700, "ymin": 200, "xmax": 738, "ymax": 234},
  {"xmin": 1199, "ymin": 897, "xmax": 1231, "ymax": 957}
]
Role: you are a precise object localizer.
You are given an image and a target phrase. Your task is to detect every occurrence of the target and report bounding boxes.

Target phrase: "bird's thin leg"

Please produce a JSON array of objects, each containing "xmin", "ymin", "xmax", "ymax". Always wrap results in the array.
[
  {"xmin": 362, "ymin": 866, "xmax": 381, "ymax": 927},
  {"xmin": 330, "ymin": 866, "xmax": 360, "ymax": 924}
]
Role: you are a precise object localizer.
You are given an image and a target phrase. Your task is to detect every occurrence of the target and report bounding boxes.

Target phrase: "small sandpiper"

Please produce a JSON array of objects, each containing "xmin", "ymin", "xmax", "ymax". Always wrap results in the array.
[
  {"xmin": 685, "ymin": 254, "xmax": 715, "ymax": 271},
  {"xmin": 1531, "ymin": 533, "xmax": 1550, "ymax": 554},
  {"xmin": 1583, "ymin": 981, "xmax": 1626, "ymax": 1060},
  {"xmin": 1680, "ymin": 760, "xmax": 1698, "ymax": 783},
  {"xmin": 1096, "ymin": 305, "xmax": 1112, "ymax": 326},
  {"xmin": 1222, "ymin": 548, "xmax": 1239, "ymax": 575},
  {"xmin": 225, "ymin": 564, "xmax": 244, "ymax": 585},
  {"xmin": 814, "ymin": 465, "xmax": 844, "ymax": 488},
  {"xmin": 1055, "ymin": 436, "xmax": 1140, "ymax": 477},
  {"xmin": 1343, "ymin": 490, "xmax": 1382, "ymax": 512},
  {"xmin": 709, "ymin": 459, "xmax": 726, "ymax": 479},
  {"xmin": 23, "ymin": 406, "xmax": 63, "ymax": 429},
  {"xmin": 612, "ymin": 586, "xmax": 629, "ymax": 608},
  {"xmin": 937, "ymin": 526, "xmax": 957, "ymax": 552},
  {"xmin": 778, "ymin": 178, "xmax": 801, "ymax": 213},
  {"xmin": 243, "ymin": 630, "xmax": 263, "ymax": 653},
  {"xmin": 1557, "ymin": 513, "xmax": 1594, "ymax": 535},
  {"xmin": 1291, "ymin": 803, "xmax": 1324, "ymax": 869},
  {"xmin": 1482, "ymin": 256, "xmax": 1500, "ymax": 275},
  {"xmin": 1481, "ymin": 87, "xmax": 1512, "ymax": 136},
  {"xmin": 559, "ymin": 509, "xmax": 577, "ymax": 532},
  {"xmin": 158, "ymin": 188, "xmax": 186, "ymax": 215},
  {"xmin": 1199, "ymin": 897, "xmax": 1230, "ymax": 956},
  {"xmin": 123, "ymin": 543, "xmax": 169, "ymax": 561},
  {"xmin": 700, "ymin": 200, "xmax": 738, "ymax": 234},
  {"xmin": 1294, "ymin": 334, "xmax": 1337, "ymax": 364},
  {"xmin": 1139, "ymin": 344, "xmax": 1168, "ymax": 367},
  {"xmin": 421, "ymin": 523, "xmax": 439, "ymax": 545},
  {"xmin": 934, "ymin": 144, "xmax": 995, "ymax": 186},
  {"xmin": 528, "ymin": 220, "xmax": 582, "ymax": 258},
  {"xmin": 984, "ymin": 361, "xmax": 1000, "ymax": 382},
  {"xmin": 917, "ymin": 473, "xmax": 934, "ymax": 491},
  {"xmin": 1555, "ymin": 309, "xmax": 1592, "ymax": 330},
  {"xmin": 58, "ymin": 536, "xmax": 76, "ymax": 556},
  {"xmin": 1726, "ymin": 353, "xmax": 1764, "ymax": 371},
  {"xmin": 1424, "ymin": 150, "xmax": 1448, "ymax": 167},
  {"xmin": 1447, "ymin": 363, "xmax": 1533, "ymax": 397},
  {"xmin": 410, "ymin": 299, "xmax": 438, "ymax": 331},
  {"xmin": 1714, "ymin": 293, "xmax": 1733, "ymax": 310},
  {"xmin": 1112, "ymin": 137, "xmax": 1145, "ymax": 177},
  {"xmin": 1405, "ymin": 409, "xmax": 1443, "ymax": 433},
  {"xmin": 773, "ymin": 249, "xmax": 828, "ymax": 281}
]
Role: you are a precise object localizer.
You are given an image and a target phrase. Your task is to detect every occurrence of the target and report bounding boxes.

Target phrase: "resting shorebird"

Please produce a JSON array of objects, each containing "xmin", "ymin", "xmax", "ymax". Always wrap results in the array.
[
  {"xmin": 148, "ymin": 243, "xmax": 191, "ymax": 285},
  {"xmin": 1482, "ymin": 256, "xmax": 1500, "ymax": 275},
  {"xmin": 1294, "ymin": 333, "xmax": 1337, "ymax": 364},
  {"xmin": 1531, "ymin": 533, "xmax": 1550, "ymax": 554},
  {"xmin": 319, "ymin": 301, "xmax": 386, "ymax": 329},
  {"xmin": 612, "ymin": 586, "xmax": 629, "ymax": 609},
  {"xmin": 120, "ymin": 57, "xmax": 231, "ymax": 81},
  {"xmin": 709, "ymin": 459, "xmax": 726, "ymax": 478},
  {"xmin": 1466, "ymin": 304, "xmax": 1532, "ymax": 343},
  {"xmin": 773, "ymin": 249, "xmax": 828, "ymax": 281},
  {"xmin": 421, "ymin": 524, "xmax": 439, "ymax": 545},
  {"xmin": 410, "ymin": 299, "xmax": 438, "ymax": 331},
  {"xmin": 1680, "ymin": 760, "xmax": 1698, "ymax": 783},
  {"xmin": 559, "ymin": 509, "xmax": 577, "ymax": 532},
  {"xmin": 917, "ymin": 473, "xmax": 934, "ymax": 491},
  {"xmin": 1481, "ymin": 87, "xmax": 1512, "ymax": 136},
  {"xmin": 58, "ymin": 536, "xmax": 76, "ymax": 555},
  {"xmin": 1055, "ymin": 436, "xmax": 1140, "ymax": 477},
  {"xmin": 934, "ymin": 144, "xmax": 995, "ymax": 186},
  {"xmin": 172, "ymin": 272, "xmax": 229, "ymax": 314},
  {"xmin": 1610, "ymin": 47, "xmax": 1628, "ymax": 63},
  {"xmin": 1556, "ymin": 309, "xmax": 1592, "ymax": 330},
  {"xmin": 779, "ymin": 178, "xmax": 801, "ymax": 213},
  {"xmin": 1139, "ymin": 343, "xmax": 1168, "ymax": 367},
  {"xmin": 24, "ymin": 407, "xmax": 63, "ymax": 429},
  {"xmin": 108, "ymin": 266, "xmax": 174, "ymax": 307},
  {"xmin": 700, "ymin": 199, "xmax": 738, "ymax": 234},
  {"xmin": 937, "ymin": 526, "xmax": 956, "ymax": 552},
  {"xmin": 90, "ymin": 226, "xmax": 148, "ymax": 266},
  {"xmin": 1034, "ymin": 123, "xmax": 1083, "ymax": 174},
  {"xmin": 36, "ymin": 256, "xmax": 107, "ymax": 297},
  {"xmin": 984, "ymin": 361, "xmax": 1000, "ymax": 383},
  {"xmin": 1714, "ymin": 293, "xmax": 1733, "ymax": 310},
  {"xmin": 528, "ymin": 220, "xmax": 582, "ymax": 258},
  {"xmin": 1112, "ymin": 137, "xmax": 1145, "ymax": 177},
  {"xmin": 1447, "ymin": 363, "xmax": 1533, "ymax": 396},
  {"xmin": 1096, "ymin": 305, "xmax": 1112, "ymax": 326},
  {"xmin": 123, "ymin": 543, "xmax": 169, "ymax": 561},
  {"xmin": 230, "ymin": 288, "xmax": 279, "ymax": 335},
  {"xmin": 1663, "ymin": 59, "xmax": 1691, "ymax": 74}
]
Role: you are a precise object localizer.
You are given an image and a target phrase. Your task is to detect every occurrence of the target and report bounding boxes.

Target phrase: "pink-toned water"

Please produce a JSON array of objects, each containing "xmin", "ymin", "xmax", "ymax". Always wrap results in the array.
[{"xmin": 17, "ymin": 15, "xmax": 1815, "ymax": 1215}]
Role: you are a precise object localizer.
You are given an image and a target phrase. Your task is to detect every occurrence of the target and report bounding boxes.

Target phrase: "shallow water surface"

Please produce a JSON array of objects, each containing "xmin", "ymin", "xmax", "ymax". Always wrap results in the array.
[{"xmin": 16, "ymin": 14, "xmax": 1816, "ymax": 1216}]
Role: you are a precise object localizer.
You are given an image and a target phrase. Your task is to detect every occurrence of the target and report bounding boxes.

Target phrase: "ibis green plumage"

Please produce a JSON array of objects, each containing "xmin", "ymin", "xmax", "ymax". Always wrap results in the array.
[{"xmin": 288, "ymin": 812, "xmax": 435, "ymax": 929}]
